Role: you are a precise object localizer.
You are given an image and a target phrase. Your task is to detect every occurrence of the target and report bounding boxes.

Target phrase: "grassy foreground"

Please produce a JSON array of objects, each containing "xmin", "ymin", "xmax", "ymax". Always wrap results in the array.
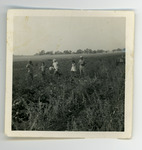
[{"xmin": 12, "ymin": 53, "xmax": 125, "ymax": 131}]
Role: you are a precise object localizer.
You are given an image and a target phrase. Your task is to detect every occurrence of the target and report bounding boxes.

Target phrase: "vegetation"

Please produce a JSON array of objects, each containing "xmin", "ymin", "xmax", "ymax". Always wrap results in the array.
[
  {"xmin": 12, "ymin": 52, "xmax": 125, "ymax": 131},
  {"xmin": 34, "ymin": 48, "xmax": 125, "ymax": 55}
]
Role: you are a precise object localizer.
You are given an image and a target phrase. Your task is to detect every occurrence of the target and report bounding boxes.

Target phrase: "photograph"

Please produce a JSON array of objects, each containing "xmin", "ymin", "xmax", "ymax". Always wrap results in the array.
[{"xmin": 5, "ymin": 9, "xmax": 134, "ymax": 138}]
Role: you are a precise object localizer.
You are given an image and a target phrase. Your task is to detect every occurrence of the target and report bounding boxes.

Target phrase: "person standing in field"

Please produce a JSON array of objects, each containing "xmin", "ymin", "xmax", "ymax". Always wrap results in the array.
[
  {"xmin": 78, "ymin": 56, "xmax": 86, "ymax": 76},
  {"xmin": 26, "ymin": 61, "xmax": 34, "ymax": 81},
  {"xmin": 53, "ymin": 59, "xmax": 61, "ymax": 76},
  {"xmin": 40, "ymin": 62, "xmax": 46, "ymax": 80},
  {"xmin": 71, "ymin": 60, "xmax": 77, "ymax": 77}
]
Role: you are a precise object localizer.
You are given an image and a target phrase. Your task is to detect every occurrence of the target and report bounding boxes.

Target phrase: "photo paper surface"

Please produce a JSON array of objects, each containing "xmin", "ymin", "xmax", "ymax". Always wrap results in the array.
[{"xmin": 5, "ymin": 9, "xmax": 134, "ymax": 138}]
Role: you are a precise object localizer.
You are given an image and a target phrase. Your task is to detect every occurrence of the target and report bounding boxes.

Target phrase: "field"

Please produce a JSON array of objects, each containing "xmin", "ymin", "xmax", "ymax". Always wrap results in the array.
[{"xmin": 12, "ymin": 52, "xmax": 125, "ymax": 131}]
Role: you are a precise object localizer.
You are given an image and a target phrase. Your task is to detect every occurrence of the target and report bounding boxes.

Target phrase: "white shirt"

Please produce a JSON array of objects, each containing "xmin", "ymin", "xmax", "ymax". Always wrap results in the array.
[
  {"xmin": 53, "ymin": 61, "xmax": 59, "ymax": 71},
  {"xmin": 26, "ymin": 64, "xmax": 33, "ymax": 73},
  {"xmin": 71, "ymin": 63, "xmax": 77, "ymax": 72},
  {"xmin": 41, "ymin": 65, "xmax": 45, "ymax": 72},
  {"xmin": 78, "ymin": 59, "xmax": 85, "ymax": 67}
]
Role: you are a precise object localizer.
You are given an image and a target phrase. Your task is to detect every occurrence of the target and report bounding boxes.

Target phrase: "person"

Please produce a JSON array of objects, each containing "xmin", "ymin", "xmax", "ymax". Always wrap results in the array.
[
  {"xmin": 116, "ymin": 55, "xmax": 125, "ymax": 66},
  {"xmin": 26, "ymin": 61, "xmax": 34, "ymax": 81},
  {"xmin": 120, "ymin": 55, "xmax": 125, "ymax": 63},
  {"xmin": 71, "ymin": 60, "xmax": 77, "ymax": 76},
  {"xmin": 78, "ymin": 56, "xmax": 86, "ymax": 76},
  {"xmin": 40, "ymin": 62, "xmax": 46, "ymax": 80},
  {"xmin": 52, "ymin": 59, "xmax": 61, "ymax": 76},
  {"xmin": 49, "ymin": 65, "xmax": 55, "ymax": 74}
]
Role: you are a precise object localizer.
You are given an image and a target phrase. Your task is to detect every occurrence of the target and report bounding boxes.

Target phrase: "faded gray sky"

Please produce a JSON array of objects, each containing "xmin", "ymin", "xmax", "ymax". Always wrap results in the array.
[{"xmin": 13, "ymin": 16, "xmax": 125, "ymax": 55}]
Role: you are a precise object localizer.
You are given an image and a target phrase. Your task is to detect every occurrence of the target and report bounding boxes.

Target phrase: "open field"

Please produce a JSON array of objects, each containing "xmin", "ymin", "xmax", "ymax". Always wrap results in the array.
[
  {"xmin": 12, "ymin": 52, "xmax": 125, "ymax": 131},
  {"xmin": 13, "ymin": 52, "xmax": 122, "ymax": 62}
]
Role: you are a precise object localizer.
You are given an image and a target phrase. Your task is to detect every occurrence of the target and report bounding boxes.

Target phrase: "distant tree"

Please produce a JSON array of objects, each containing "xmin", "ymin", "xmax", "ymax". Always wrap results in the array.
[
  {"xmin": 39, "ymin": 50, "xmax": 45, "ymax": 55},
  {"xmin": 117, "ymin": 48, "xmax": 122, "ymax": 51},
  {"xmin": 84, "ymin": 48, "xmax": 93, "ymax": 54},
  {"xmin": 112, "ymin": 48, "xmax": 123, "ymax": 53},
  {"xmin": 71, "ymin": 51, "xmax": 75, "ymax": 54},
  {"xmin": 34, "ymin": 53, "xmax": 39, "ymax": 55},
  {"xmin": 55, "ymin": 51, "xmax": 63, "ymax": 55},
  {"xmin": 97, "ymin": 49, "xmax": 106, "ymax": 53},
  {"xmin": 46, "ymin": 51, "xmax": 53, "ymax": 55},
  {"xmin": 63, "ymin": 50, "xmax": 72, "ymax": 54},
  {"xmin": 97, "ymin": 49, "xmax": 102, "ymax": 53},
  {"xmin": 92, "ymin": 50, "xmax": 97, "ymax": 53},
  {"xmin": 76, "ymin": 49, "xmax": 83, "ymax": 54}
]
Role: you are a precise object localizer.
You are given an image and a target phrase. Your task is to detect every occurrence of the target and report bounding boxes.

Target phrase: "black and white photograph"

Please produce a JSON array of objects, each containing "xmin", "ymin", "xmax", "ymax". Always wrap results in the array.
[{"xmin": 5, "ymin": 10, "xmax": 134, "ymax": 138}]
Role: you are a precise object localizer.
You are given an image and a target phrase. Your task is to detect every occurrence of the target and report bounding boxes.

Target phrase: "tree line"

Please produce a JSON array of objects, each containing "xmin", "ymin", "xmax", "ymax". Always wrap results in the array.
[{"xmin": 34, "ymin": 48, "xmax": 125, "ymax": 55}]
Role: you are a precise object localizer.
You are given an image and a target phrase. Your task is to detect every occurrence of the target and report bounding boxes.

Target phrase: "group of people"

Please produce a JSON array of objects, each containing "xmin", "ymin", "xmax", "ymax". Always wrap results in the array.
[{"xmin": 26, "ymin": 56, "xmax": 86, "ymax": 81}]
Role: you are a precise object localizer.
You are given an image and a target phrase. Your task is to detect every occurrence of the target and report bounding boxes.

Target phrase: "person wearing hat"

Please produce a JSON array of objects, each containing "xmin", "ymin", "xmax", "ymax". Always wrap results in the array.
[{"xmin": 78, "ymin": 56, "xmax": 86, "ymax": 76}]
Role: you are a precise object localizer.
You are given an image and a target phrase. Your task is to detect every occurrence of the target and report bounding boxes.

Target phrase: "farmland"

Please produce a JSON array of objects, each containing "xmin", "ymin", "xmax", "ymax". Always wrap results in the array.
[{"xmin": 12, "ymin": 52, "xmax": 125, "ymax": 131}]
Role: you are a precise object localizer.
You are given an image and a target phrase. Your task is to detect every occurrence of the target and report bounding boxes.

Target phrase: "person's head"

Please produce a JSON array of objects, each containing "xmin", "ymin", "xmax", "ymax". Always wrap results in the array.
[
  {"xmin": 72, "ymin": 60, "xmax": 75, "ymax": 64},
  {"xmin": 53, "ymin": 59, "xmax": 56, "ymax": 62},
  {"xmin": 29, "ymin": 61, "xmax": 33, "ymax": 65},
  {"xmin": 42, "ymin": 62, "xmax": 45, "ymax": 65}
]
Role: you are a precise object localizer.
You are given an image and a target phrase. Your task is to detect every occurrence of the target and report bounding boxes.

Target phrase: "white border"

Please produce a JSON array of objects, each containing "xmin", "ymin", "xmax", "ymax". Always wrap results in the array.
[{"xmin": 5, "ymin": 9, "xmax": 134, "ymax": 138}]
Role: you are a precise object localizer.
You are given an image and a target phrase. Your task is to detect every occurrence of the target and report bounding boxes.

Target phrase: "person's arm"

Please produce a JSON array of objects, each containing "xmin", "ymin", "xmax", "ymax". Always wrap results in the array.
[{"xmin": 26, "ymin": 64, "xmax": 29, "ymax": 68}]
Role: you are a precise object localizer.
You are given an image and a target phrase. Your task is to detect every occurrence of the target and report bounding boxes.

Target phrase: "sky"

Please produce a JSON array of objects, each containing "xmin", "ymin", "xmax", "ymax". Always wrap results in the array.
[{"xmin": 13, "ymin": 16, "xmax": 126, "ymax": 55}]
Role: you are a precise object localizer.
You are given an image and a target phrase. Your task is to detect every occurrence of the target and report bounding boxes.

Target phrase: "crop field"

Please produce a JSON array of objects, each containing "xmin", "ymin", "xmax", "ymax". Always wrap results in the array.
[{"xmin": 12, "ymin": 52, "xmax": 125, "ymax": 131}]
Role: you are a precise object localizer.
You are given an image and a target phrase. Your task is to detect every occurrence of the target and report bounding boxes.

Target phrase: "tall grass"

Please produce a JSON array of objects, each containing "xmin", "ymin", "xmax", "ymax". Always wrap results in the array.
[{"xmin": 12, "ymin": 53, "xmax": 125, "ymax": 131}]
